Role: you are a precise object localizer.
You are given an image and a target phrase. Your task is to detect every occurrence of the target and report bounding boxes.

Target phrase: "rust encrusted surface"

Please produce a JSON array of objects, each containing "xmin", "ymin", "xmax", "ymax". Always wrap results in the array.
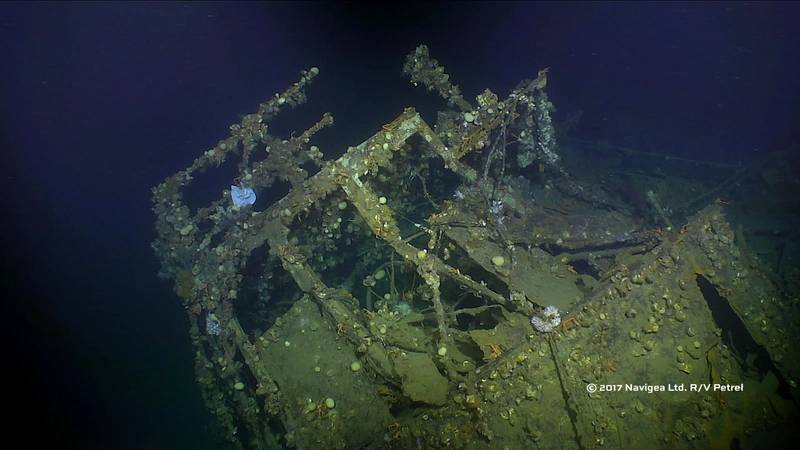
[{"xmin": 152, "ymin": 46, "xmax": 798, "ymax": 450}]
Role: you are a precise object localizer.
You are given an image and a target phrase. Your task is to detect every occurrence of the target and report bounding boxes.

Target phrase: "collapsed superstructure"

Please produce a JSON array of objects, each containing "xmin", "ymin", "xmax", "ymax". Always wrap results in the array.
[{"xmin": 152, "ymin": 45, "xmax": 799, "ymax": 449}]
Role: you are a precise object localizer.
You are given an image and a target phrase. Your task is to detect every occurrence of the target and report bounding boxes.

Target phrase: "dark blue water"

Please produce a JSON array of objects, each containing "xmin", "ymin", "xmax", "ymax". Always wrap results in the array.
[{"xmin": 3, "ymin": 2, "xmax": 798, "ymax": 448}]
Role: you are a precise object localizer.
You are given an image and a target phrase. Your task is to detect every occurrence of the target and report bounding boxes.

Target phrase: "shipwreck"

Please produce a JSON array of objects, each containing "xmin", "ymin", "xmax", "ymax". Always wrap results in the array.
[{"xmin": 152, "ymin": 45, "xmax": 799, "ymax": 449}]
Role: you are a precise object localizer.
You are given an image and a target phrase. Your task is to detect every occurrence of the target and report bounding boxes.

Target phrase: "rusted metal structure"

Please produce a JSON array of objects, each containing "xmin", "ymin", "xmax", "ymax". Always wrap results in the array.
[{"xmin": 152, "ymin": 46, "xmax": 798, "ymax": 449}]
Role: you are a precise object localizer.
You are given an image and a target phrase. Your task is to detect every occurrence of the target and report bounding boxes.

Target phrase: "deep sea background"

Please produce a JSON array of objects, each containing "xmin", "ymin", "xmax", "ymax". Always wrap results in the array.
[{"xmin": 2, "ymin": 2, "xmax": 798, "ymax": 448}]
